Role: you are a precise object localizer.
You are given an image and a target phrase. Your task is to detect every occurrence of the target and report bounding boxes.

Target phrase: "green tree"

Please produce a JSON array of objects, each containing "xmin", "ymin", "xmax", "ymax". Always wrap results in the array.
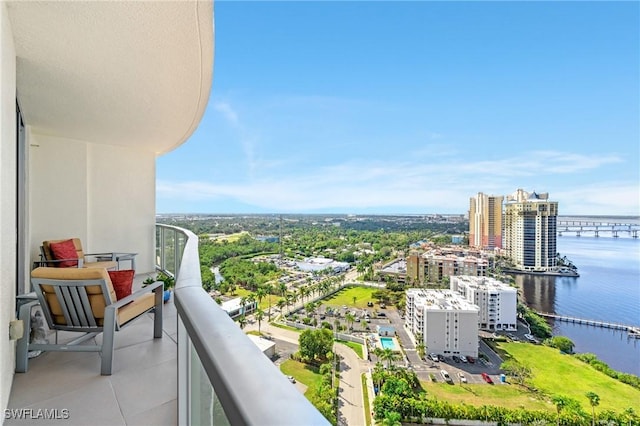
[
  {"xmin": 299, "ymin": 328, "xmax": 334, "ymax": 362},
  {"xmin": 382, "ymin": 411, "xmax": 402, "ymax": 426},
  {"xmin": 500, "ymin": 359, "xmax": 532, "ymax": 385},
  {"xmin": 585, "ymin": 392, "xmax": 600, "ymax": 426},
  {"xmin": 545, "ymin": 336, "xmax": 575, "ymax": 353}
]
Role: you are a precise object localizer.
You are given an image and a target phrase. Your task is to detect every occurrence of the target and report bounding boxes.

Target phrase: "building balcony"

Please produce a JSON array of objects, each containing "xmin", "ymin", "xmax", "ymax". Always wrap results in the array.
[{"xmin": 7, "ymin": 224, "xmax": 327, "ymax": 425}]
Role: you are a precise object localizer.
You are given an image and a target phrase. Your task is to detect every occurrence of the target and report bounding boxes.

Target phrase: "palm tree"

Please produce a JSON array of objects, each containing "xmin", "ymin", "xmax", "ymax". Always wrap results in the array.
[
  {"xmin": 379, "ymin": 348, "xmax": 401, "ymax": 369},
  {"xmin": 286, "ymin": 292, "xmax": 295, "ymax": 314},
  {"xmin": 265, "ymin": 283, "xmax": 274, "ymax": 321},
  {"xmin": 345, "ymin": 313, "xmax": 356, "ymax": 331},
  {"xmin": 278, "ymin": 282, "xmax": 287, "ymax": 297},
  {"xmin": 552, "ymin": 395, "xmax": 569, "ymax": 426},
  {"xmin": 240, "ymin": 296, "xmax": 247, "ymax": 315},
  {"xmin": 238, "ymin": 315, "xmax": 247, "ymax": 329},
  {"xmin": 276, "ymin": 298, "xmax": 286, "ymax": 315},
  {"xmin": 416, "ymin": 343, "xmax": 426, "ymax": 360},
  {"xmin": 247, "ymin": 293, "xmax": 256, "ymax": 313},
  {"xmin": 255, "ymin": 286, "xmax": 266, "ymax": 310},
  {"xmin": 585, "ymin": 392, "xmax": 600, "ymax": 426},
  {"xmin": 255, "ymin": 309, "xmax": 265, "ymax": 334}
]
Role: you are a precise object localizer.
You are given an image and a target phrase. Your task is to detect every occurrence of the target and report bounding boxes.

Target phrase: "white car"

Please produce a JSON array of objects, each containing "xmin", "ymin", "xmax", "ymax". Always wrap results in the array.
[
  {"xmin": 440, "ymin": 370, "xmax": 453, "ymax": 384},
  {"xmin": 459, "ymin": 355, "xmax": 468, "ymax": 363},
  {"xmin": 429, "ymin": 353, "xmax": 439, "ymax": 362},
  {"xmin": 458, "ymin": 372, "xmax": 467, "ymax": 383}
]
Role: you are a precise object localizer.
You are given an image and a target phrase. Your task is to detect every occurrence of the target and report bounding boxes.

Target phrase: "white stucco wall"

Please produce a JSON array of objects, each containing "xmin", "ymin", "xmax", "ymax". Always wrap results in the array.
[
  {"xmin": 0, "ymin": 1, "xmax": 17, "ymax": 412},
  {"xmin": 29, "ymin": 133, "xmax": 156, "ymax": 274}
]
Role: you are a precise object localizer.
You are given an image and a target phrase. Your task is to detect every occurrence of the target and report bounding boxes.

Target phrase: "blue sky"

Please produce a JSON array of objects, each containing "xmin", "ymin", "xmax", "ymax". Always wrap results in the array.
[{"xmin": 157, "ymin": 1, "xmax": 639, "ymax": 216}]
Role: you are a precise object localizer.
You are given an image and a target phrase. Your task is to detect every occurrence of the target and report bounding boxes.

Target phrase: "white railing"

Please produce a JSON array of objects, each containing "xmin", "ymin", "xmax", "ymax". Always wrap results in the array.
[{"xmin": 156, "ymin": 224, "xmax": 328, "ymax": 425}]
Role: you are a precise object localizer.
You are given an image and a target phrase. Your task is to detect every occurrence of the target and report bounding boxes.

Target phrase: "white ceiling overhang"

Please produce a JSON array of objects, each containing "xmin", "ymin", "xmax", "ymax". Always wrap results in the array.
[{"xmin": 8, "ymin": 1, "xmax": 214, "ymax": 155}]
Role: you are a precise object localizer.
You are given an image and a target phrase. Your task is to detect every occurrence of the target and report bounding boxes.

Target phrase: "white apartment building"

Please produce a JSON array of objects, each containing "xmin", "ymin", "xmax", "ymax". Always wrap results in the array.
[
  {"xmin": 405, "ymin": 289, "xmax": 479, "ymax": 358},
  {"xmin": 450, "ymin": 276, "xmax": 518, "ymax": 331}
]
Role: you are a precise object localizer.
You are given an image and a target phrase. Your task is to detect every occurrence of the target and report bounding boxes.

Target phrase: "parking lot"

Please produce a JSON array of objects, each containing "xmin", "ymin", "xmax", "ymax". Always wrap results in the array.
[{"xmin": 285, "ymin": 297, "xmax": 512, "ymax": 386}]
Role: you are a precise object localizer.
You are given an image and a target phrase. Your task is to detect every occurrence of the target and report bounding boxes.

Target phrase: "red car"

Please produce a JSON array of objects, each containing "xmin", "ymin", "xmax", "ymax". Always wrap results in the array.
[{"xmin": 481, "ymin": 373, "xmax": 494, "ymax": 384}]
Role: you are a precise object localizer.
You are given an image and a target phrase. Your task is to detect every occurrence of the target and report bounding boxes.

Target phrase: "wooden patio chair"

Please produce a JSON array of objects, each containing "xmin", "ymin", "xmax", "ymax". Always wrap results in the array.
[
  {"xmin": 38, "ymin": 238, "xmax": 136, "ymax": 270},
  {"xmin": 16, "ymin": 267, "xmax": 163, "ymax": 375}
]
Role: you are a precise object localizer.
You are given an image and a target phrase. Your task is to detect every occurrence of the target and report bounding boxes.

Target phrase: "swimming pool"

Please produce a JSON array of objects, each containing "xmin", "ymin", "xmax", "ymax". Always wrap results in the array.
[{"xmin": 380, "ymin": 337, "xmax": 398, "ymax": 350}]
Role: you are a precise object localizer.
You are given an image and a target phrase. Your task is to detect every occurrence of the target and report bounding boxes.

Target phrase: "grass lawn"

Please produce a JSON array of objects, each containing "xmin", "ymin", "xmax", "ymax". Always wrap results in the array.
[
  {"xmin": 420, "ymin": 381, "xmax": 551, "ymax": 412},
  {"xmin": 498, "ymin": 342, "xmax": 640, "ymax": 413},
  {"xmin": 322, "ymin": 286, "xmax": 378, "ymax": 309},
  {"xmin": 280, "ymin": 359, "xmax": 323, "ymax": 399},
  {"xmin": 223, "ymin": 287, "xmax": 273, "ymax": 311},
  {"xmin": 337, "ymin": 340, "xmax": 364, "ymax": 358},
  {"xmin": 362, "ymin": 374, "xmax": 371, "ymax": 426},
  {"xmin": 214, "ymin": 231, "xmax": 250, "ymax": 243}
]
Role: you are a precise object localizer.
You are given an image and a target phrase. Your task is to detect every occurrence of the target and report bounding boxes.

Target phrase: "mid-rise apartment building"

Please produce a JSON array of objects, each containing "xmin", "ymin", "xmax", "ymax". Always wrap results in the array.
[
  {"xmin": 450, "ymin": 276, "xmax": 517, "ymax": 331},
  {"xmin": 405, "ymin": 289, "xmax": 479, "ymax": 358},
  {"xmin": 424, "ymin": 253, "xmax": 489, "ymax": 283},
  {"xmin": 503, "ymin": 189, "xmax": 558, "ymax": 272},
  {"xmin": 469, "ymin": 192, "xmax": 504, "ymax": 250},
  {"xmin": 406, "ymin": 252, "xmax": 425, "ymax": 285}
]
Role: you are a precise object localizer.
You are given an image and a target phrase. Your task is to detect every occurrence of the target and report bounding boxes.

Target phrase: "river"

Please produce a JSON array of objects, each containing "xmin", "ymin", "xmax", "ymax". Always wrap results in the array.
[{"xmin": 514, "ymin": 220, "xmax": 640, "ymax": 376}]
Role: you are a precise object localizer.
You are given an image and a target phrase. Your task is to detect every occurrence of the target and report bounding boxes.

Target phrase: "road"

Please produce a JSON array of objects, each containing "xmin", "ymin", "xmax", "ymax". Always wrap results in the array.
[{"xmin": 248, "ymin": 321, "xmax": 367, "ymax": 426}]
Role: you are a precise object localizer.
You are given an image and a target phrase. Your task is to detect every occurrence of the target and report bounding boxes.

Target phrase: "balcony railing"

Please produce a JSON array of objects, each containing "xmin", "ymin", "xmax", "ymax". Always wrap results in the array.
[{"xmin": 155, "ymin": 224, "xmax": 328, "ymax": 425}]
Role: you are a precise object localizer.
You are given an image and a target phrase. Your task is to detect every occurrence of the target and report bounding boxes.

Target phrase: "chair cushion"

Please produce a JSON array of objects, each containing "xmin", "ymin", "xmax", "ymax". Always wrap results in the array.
[
  {"xmin": 118, "ymin": 292, "xmax": 156, "ymax": 325},
  {"xmin": 31, "ymin": 267, "xmax": 117, "ymax": 324},
  {"xmin": 108, "ymin": 270, "xmax": 135, "ymax": 300},
  {"xmin": 49, "ymin": 239, "xmax": 79, "ymax": 267}
]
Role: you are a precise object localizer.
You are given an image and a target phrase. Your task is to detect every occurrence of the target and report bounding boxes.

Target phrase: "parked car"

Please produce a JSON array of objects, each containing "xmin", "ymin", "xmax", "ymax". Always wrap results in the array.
[
  {"xmin": 287, "ymin": 375, "xmax": 296, "ymax": 384},
  {"xmin": 380, "ymin": 303, "xmax": 386, "ymax": 309},
  {"xmin": 452, "ymin": 355, "xmax": 461, "ymax": 363},
  {"xmin": 367, "ymin": 301, "xmax": 374, "ymax": 307},
  {"xmin": 459, "ymin": 355, "xmax": 468, "ymax": 363},
  {"xmin": 458, "ymin": 372, "xmax": 467, "ymax": 383},
  {"xmin": 438, "ymin": 354, "xmax": 445, "ymax": 362},
  {"xmin": 440, "ymin": 370, "xmax": 453, "ymax": 384},
  {"xmin": 428, "ymin": 353, "xmax": 439, "ymax": 362},
  {"xmin": 467, "ymin": 356, "xmax": 475, "ymax": 364},
  {"xmin": 481, "ymin": 373, "xmax": 494, "ymax": 384}
]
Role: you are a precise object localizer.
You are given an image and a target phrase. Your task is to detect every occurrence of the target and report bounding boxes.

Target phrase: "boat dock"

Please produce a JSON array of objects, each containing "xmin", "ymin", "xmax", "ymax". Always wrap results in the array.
[{"xmin": 536, "ymin": 312, "xmax": 640, "ymax": 338}]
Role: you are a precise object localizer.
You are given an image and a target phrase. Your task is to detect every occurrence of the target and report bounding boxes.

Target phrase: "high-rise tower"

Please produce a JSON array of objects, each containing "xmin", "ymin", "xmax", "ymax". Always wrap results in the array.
[
  {"xmin": 503, "ymin": 189, "xmax": 558, "ymax": 272},
  {"xmin": 469, "ymin": 193, "xmax": 504, "ymax": 250}
]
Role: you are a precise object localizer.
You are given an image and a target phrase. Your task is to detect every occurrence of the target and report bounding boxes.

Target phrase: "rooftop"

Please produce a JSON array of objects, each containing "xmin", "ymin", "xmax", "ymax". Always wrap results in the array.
[
  {"xmin": 407, "ymin": 289, "xmax": 479, "ymax": 312},
  {"xmin": 451, "ymin": 276, "xmax": 517, "ymax": 293}
]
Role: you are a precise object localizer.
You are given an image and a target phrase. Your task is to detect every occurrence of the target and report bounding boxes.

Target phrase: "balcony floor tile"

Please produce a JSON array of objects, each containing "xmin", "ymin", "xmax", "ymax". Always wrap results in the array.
[{"xmin": 8, "ymin": 280, "xmax": 177, "ymax": 425}]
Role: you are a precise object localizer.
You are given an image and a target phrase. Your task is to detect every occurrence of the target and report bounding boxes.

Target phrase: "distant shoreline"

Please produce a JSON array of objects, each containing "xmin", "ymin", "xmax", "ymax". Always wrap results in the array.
[{"xmin": 504, "ymin": 268, "xmax": 580, "ymax": 277}]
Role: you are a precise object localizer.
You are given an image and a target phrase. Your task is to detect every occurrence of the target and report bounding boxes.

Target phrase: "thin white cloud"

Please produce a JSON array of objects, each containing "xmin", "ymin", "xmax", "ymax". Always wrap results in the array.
[
  {"xmin": 213, "ymin": 102, "xmax": 239, "ymax": 127},
  {"xmin": 157, "ymin": 150, "xmax": 636, "ymax": 215}
]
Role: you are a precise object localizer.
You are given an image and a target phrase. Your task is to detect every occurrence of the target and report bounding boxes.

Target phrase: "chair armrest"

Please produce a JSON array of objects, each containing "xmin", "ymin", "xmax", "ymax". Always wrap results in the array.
[
  {"xmin": 32, "ymin": 258, "xmax": 84, "ymax": 268},
  {"xmin": 110, "ymin": 280, "xmax": 163, "ymax": 309},
  {"xmin": 85, "ymin": 252, "xmax": 137, "ymax": 261}
]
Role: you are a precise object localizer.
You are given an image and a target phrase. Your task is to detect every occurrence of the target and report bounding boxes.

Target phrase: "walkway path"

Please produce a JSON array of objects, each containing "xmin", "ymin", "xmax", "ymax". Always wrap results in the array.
[{"xmin": 334, "ymin": 342, "xmax": 367, "ymax": 426}]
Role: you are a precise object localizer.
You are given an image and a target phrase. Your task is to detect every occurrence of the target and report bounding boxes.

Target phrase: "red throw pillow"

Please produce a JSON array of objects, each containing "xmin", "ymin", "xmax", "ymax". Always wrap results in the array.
[
  {"xmin": 108, "ymin": 270, "xmax": 135, "ymax": 301},
  {"xmin": 49, "ymin": 239, "xmax": 79, "ymax": 267}
]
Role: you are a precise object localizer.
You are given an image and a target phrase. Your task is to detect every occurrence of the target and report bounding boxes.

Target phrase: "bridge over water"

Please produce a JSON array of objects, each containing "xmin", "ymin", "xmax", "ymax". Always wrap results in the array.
[{"xmin": 557, "ymin": 221, "xmax": 639, "ymax": 238}]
